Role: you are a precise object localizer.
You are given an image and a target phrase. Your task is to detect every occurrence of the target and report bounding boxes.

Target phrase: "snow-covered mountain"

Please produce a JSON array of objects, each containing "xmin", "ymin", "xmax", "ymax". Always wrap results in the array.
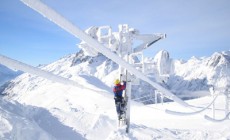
[
  {"xmin": 0, "ymin": 64, "xmax": 22, "ymax": 86},
  {"xmin": 70, "ymin": 49, "xmax": 230, "ymax": 102},
  {"xmin": 1, "ymin": 49, "xmax": 230, "ymax": 101},
  {"xmin": 168, "ymin": 51, "xmax": 230, "ymax": 97},
  {"xmin": 0, "ymin": 49, "xmax": 230, "ymax": 139}
]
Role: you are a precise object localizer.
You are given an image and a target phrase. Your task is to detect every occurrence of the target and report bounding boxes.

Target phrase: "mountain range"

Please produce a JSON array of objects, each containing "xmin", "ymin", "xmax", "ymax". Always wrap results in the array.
[
  {"xmin": 0, "ymin": 49, "xmax": 230, "ymax": 139},
  {"xmin": 1, "ymin": 49, "xmax": 230, "ymax": 103}
]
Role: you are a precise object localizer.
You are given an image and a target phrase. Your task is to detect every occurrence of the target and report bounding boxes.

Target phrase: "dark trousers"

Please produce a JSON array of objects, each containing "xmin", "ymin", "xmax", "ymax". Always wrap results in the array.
[{"xmin": 115, "ymin": 98, "xmax": 125, "ymax": 116}]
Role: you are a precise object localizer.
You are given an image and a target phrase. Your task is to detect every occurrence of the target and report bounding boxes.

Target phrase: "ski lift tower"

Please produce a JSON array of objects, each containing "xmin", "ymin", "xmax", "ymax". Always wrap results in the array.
[
  {"xmin": 89, "ymin": 24, "xmax": 165, "ymax": 132},
  {"xmin": 104, "ymin": 24, "xmax": 166, "ymax": 133}
]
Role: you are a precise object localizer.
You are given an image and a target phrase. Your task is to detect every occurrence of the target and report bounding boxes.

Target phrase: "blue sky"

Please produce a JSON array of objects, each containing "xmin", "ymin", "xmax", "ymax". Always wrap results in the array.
[{"xmin": 0, "ymin": 0, "xmax": 230, "ymax": 66}]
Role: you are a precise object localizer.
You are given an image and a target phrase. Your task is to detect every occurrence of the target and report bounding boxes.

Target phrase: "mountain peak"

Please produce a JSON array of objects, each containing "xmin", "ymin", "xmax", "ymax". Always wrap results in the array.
[{"xmin": 207, "ymin": 51, "xmax": 230, "ymax": 67}]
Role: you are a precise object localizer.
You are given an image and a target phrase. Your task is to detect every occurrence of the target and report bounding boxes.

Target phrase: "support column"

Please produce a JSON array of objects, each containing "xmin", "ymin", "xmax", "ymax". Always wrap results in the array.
[
  {"xmin": 209, "ymin": 86, "xmax": 215, "ymax": 119},
  {"xmin": 125, "ymin": 54, "xmax": 131, "ymax": 133},
  {"xmin": 225, "ymin": 88, "xmax": 230, "ymax": 116},
  {"xmin": 155, "ymin": 90, "xmax": 158, "ymax": 104},
  {"xmin": 161, "ymin": 93, "xmax": 164, "ymax": 105},
  {"xmin": 125, "ymin": 72, "xmax": 131, "ymax": 133}
]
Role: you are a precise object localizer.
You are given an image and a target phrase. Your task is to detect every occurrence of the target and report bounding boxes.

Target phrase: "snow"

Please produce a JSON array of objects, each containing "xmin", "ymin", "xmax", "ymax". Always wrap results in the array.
[
  {"xmin": 1, "ymin": 39, "xmax": 230, "ymax": 140},
  {"xmin": 1, "ymin": 59, "xmax": 230, "ymax": 139},
  {"xmin": 1, "ymin": 83, "xmax": 230, "ymax": 139},
  {"xmin": 0, "ymin": 0, "xmax": 229, "ymax": 139},
  {"xmin": 153, "ymin": 50, "xmax": 171, "ymax": 75},
  {"xmin": 20, "ymin": 0, "xmax": 188, "ymax": 107},
  {"xmin": 0, "ymin": 64, "xmax": 21, "ymax": 86},
  {"xmin": 0, "ymin": 98, "xmax": 55, "ymax": 139},
  {"xmin": 0, "ymin": 54, "xmax": 108, "ymax": 95}
]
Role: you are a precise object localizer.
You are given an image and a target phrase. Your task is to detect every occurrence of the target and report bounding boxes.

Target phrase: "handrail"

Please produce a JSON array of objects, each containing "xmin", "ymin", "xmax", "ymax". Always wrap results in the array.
[
  {"xmin": 204, "ymin": 112, "xmax": 230, "ymax": 122},
  {"xmin": 165, "ymin": 94, "xmax": 219, "ymax": 116}
]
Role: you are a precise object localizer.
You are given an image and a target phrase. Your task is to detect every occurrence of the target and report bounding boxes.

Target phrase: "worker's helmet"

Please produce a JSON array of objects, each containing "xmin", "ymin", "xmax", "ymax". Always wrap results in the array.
[{"xmin": 114, "ymin": 79, "xmax": 120, "ymax": 85}]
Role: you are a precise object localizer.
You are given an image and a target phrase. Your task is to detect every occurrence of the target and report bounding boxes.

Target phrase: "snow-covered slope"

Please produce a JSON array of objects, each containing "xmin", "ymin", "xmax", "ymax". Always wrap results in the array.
[
  {"xmin": 52, "ymin": 50, "xmax": 230, "ymax": 101},
  {"xmin": 1, "ymin": 77, "xmax": 230, "ymax": 139},
  {"xmin": 167, "ymin": 50, "xmax": 230, "ymax": 97},
  {"xmin": 0, "ymin": 69, "xmax": 115, "ymax": 139},
  {"xmin": 0, "ymin": 51, "xmax": 230, "ymax": 140},
  {"xmin": 0, "ymin": 50, "xmax": 230, "ymax": 139},
  {"xmin": 0, "ymin": 64, "xmax": 21, "ymax": 86},
  {"xmin": 1, "ymin": 50, "xmax": 229, "ymax": 100},
  {"xmin": 0, "ymin": 98, "xmax": 57, "ymax": 139}
]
